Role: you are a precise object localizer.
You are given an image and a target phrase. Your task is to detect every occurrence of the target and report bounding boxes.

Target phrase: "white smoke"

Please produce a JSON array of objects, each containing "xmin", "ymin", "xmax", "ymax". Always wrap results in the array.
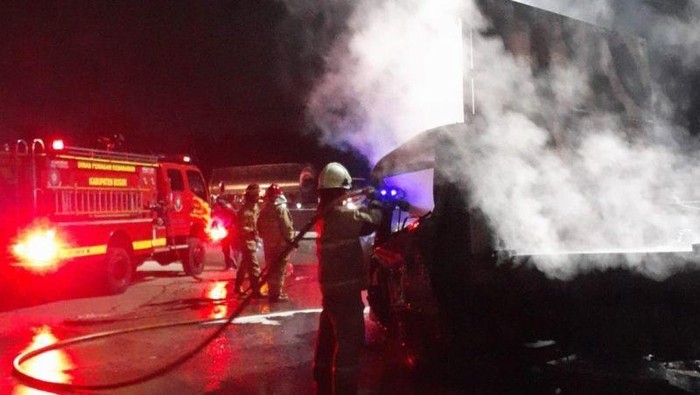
[
  {"xmin": 460, "ymin": 2, "xmax": 700, "ymax": 279},
  {"xmin": 619, "ymin": 1, "xmax": 700, "ymax": 71},
  {"xmin": 307, "ymin": 0, "xmax": 466, "ymax": 164},
  {"xmin": 306, "ymin": 0, "xmax": 700, "ymax": 280}
]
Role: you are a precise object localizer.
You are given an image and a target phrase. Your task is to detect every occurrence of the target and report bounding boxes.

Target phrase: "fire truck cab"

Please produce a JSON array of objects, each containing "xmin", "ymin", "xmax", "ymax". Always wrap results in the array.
[{"xmin": 0, "ymin": 138, "xmax": 211, "ymax": 294}]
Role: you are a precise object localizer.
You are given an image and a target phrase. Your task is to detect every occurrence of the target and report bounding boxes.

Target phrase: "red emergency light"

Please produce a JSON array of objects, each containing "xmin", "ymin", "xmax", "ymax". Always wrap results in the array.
[
  {"xmin": 157, "ymin": 154, "xmax": 194, "ymax": 164},
  {"xmin": 12, "ymin": 227, "xmax": 64, "ymax": 271},
  {"xmin": 51, "ymin": 140, "xmax": 65, "ymax": 151},
  {"xmin": 208, "ymin": 221, "xmax": 228, "ymax": 242}
]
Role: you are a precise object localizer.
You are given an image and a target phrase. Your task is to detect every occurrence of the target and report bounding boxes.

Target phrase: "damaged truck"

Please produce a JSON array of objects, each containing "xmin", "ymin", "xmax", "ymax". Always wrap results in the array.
[{"xmin": 368, "ymin": 0, "xmax": 700, "ymax": 392}]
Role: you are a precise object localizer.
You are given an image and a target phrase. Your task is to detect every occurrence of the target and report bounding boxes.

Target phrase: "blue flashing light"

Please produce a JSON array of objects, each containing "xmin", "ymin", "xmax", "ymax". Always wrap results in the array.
[{"xmin": 377, "ymin": 185, "xmax": 406, "ymax": 203}]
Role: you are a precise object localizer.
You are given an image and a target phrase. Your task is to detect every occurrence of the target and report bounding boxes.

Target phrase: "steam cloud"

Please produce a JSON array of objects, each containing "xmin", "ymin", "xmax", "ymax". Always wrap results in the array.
[
  {"xmin": 305, "ymin": 0, "xmax": 700, "ymax": 280},
  {"xmin": 307, "ymin": 0, "xmax": 466, "ymax": 164}
]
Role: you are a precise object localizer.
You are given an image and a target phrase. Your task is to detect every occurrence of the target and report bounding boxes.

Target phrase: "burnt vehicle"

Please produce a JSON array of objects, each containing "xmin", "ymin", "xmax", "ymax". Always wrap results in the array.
[
  {"xmin": 367, "ymin": 0, "xmax": 700, "ymax": 393},
  {"xmin": 369, "ymin": 125, "xmax": 700, "ymax": 393}
]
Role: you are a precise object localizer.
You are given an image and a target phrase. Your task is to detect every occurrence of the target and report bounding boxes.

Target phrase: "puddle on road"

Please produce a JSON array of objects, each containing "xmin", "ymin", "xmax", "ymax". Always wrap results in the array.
[{"xmin": 13, "ymin": 326, "xmax": 75, "ymax": 395}]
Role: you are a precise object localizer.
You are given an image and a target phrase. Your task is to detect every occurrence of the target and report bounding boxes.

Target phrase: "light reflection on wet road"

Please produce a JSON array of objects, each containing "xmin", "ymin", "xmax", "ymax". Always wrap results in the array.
[{"xmin": 0, "ymin": 249, "xmax": 403, "ymax": 395}]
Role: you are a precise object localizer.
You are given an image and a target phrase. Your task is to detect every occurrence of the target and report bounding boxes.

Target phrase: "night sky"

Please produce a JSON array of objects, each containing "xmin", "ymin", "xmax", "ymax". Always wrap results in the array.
[
  {"xmin": 0, "ymin": 0, "xmax": 698, "ymax": 178},
  {"xmin": 0, "ymin": 1, "xmax": 362, "ymax": 176}
]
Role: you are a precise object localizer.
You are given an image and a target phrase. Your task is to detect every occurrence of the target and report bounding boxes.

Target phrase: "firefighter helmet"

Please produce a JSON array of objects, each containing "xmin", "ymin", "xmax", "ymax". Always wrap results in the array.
[
  {"xmin": 265, "ymin": 184, "xmax": 283, "ymax": 200},
  {"xmin": 318, "ymin": 162, "xmax": 352, "ymax": 190},
  {"xmin": 244, "ymin": 183, "xmax": 260, "ymax": 201}
]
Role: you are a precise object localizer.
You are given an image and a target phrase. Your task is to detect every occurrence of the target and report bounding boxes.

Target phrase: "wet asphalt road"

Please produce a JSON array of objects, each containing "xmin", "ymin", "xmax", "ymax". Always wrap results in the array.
[
  {"xmin": 0, "ymin": 243, "xmax": 433, "ymax": 395},
  {"xmin": 6, "ymin": 245, "xmax": 698, "ymax": 394}
]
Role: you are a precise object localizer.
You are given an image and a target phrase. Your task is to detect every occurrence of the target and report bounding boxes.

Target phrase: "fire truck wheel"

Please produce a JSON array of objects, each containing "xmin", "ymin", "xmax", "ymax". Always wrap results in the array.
[
  {"xmin": 105, "ymin": 247, "xmax": 133, "ymax": 294},
  {"xmin": 183, "ymin": 237, "xmax": 205, "ymax": 276}
]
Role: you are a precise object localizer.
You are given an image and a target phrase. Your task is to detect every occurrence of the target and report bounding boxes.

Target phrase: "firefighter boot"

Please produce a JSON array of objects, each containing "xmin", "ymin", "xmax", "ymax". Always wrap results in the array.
[
  {"xmin": 233, "ymin": 274, "xmax": 245, "ymax": 296},
  {"xmin": 313, "ymin": 367, "xmax": 333, "ymax": 395},
  {"xmin": 250, "ymin": 277, "xmax": 265, "ymax": 299}
]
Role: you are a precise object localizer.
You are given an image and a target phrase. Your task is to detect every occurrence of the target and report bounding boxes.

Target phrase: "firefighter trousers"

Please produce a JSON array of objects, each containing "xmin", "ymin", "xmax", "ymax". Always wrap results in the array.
[
  {"xmin": 264, "ymin": 245, "xmax": 288, "ymax": 298},
  {"xmin": 313, "ymin": 288, "xmax": 365, "ymax": 395},
  {"xmin": 234, "ymin": 239, "xmax": 261, "ymax": 294}
]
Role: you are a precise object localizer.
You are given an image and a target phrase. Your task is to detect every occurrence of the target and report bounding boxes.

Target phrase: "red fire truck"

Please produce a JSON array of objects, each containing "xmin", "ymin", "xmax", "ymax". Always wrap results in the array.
[{"xmin": 0, "ymin": 138, "xmax": 212, "ymax": 294}]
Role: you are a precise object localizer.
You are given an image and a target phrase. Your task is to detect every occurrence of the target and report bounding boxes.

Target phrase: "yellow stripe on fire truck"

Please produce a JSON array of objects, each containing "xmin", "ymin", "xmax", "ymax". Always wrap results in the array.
[
  {"xmin": 132, "ymin": 238, "xmax": 167, "ymax": 250},
  {"xmin": 59, "ymin": 238, "xmax": 167, "ymax": 258},
  {"xmin": 60, "ymin": 245, "xmax": 108, "ymax": 259}
]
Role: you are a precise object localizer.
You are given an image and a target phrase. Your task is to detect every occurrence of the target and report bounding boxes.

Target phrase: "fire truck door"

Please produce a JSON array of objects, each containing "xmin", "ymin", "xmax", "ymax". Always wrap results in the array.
[
  {"xmin": 161, "ymin": 167, "xmax": 190, "ymax": 238},
  {"xmin": 185, "ymin": 170, "xmax": 211, "ymax": 235}
]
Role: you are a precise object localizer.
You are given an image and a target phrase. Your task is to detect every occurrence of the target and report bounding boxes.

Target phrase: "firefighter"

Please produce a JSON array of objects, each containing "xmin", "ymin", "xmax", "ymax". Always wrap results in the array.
[
  {"xmin": 213, "ymin": 182, "xmax": 238, "ymax": 270},
  {"xmin": 233, "ymin": 183, "xmax": 264, "ymax": 298},
  {"xmin": 258, "ymin": 184, "xmax": 295, "ymax": 303},
  {"xmin": 313, "ymin": 162, "xmax": 382, "ymax": 395}
]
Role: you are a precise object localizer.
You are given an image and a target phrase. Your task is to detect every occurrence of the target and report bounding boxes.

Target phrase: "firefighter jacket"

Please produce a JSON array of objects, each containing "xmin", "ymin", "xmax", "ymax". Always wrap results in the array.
[
  {"xmin": 316, "ymin": 202, "xmax": 382, "ymax": 293},
  {"xmin": 258, "ymin": 195, "xmax": 294, "ymax": 247},
  {"xmin": 237, "ymin": 200, "xmax": 259, "ymax": 242}
]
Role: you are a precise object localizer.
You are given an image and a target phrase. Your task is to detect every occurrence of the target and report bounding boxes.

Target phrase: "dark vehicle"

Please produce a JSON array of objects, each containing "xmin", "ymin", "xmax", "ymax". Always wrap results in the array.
[{"xmin": 367, "ymin": 0, "xmax": 700, "ymax": 393}]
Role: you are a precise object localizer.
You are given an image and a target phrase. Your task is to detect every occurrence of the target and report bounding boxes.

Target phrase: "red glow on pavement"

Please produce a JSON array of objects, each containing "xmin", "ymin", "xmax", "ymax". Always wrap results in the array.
[
  {"xmin": 203, "ymin": 336, "xmax": 234, "ymax": 393},
  {"xmin": 13, "ymin": 326, "xmax": 74, "ymax": 395},
  {"xmin": 207, "ymin": 281, "xmax": 228, "ymax": 319},
  {"xmin": 202, "ymin": 282, "xmax": 236, "ymax": 393},
  {"xmin": 208, "ymin": 281, "xmax": 228, "ymax": 300}
]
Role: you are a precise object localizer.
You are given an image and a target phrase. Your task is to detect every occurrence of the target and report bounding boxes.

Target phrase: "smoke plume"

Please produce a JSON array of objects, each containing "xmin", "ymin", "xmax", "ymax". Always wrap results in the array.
[
  {"xmin": 305, "ymin": 0, "xmax": 700, "ymax": 280},
  {"xmin": 307, "ymin": 0, "xmax": 466, "ymax": 164}
]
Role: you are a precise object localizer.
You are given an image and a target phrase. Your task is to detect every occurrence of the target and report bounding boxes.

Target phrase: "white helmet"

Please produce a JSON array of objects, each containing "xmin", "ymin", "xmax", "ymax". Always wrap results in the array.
[{"xmin": 318, "ymin": 162, "xmax": 352, "ymax": 190}]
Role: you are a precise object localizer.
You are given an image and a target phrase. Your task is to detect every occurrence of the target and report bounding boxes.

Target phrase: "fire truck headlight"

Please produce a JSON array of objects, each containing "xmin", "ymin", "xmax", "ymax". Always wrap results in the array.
[{"xmin": 12, "ymin": 229, "xmax": 62, "ymax": 269}]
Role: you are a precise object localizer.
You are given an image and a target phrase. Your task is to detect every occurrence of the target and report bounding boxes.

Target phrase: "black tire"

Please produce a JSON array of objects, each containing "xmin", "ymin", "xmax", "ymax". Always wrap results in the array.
[
  {"xmin": 105, "ymin": 246, "xmax": 133, "ymax": 294},
  {"xmin": 183, "ymin": 237, "xmax": 205, "ymax": 276}
]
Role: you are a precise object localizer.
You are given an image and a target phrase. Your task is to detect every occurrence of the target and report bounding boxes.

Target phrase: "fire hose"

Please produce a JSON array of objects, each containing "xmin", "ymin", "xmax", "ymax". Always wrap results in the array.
[{"xmin": 12, "ymin": 187, "xmax": 375, "ymax": 392}]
